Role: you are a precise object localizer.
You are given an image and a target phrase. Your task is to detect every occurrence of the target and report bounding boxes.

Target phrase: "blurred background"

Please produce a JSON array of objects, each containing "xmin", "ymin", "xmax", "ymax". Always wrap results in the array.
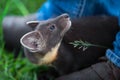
[{"xmin": 0, "ymin": 0, "xmax": 52, "ymax": 80}]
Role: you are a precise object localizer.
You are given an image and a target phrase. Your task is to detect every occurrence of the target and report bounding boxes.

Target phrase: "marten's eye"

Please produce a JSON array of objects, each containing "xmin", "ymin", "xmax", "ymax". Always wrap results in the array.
[{"xmin": 49, "ymin": 25, "xmax": 56, "ymax": 31}]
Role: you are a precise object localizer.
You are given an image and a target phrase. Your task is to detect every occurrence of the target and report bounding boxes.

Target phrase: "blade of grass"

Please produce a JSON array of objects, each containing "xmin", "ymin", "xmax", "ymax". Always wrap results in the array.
[
  {"xmin": 0, "ymin": 42, "xmax": 5, "ymax": 57},
  {"xmin": 0, "ymin": 0, "xmax": 11, "ymax": 22},
  {"xmin": 33, "ymin": 72, "xmax": 37, "ymax": 80},
  {"xmin": 12, "ymin": 0, "xmax": 29, "ymax": 16},
  {"xmin": 0, "ymin": 0, "xmax": 12, "ymax": 36}
]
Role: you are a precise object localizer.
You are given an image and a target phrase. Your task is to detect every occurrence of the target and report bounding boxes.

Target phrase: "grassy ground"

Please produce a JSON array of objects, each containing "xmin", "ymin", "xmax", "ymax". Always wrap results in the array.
[{"xmin": 0, "ymin": 0, "xmax": 47, "ymax": 80}]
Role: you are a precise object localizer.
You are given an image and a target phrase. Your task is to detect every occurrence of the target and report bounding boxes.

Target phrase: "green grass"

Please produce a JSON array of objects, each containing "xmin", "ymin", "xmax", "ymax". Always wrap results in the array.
[{"xmin": 0, "ymin": 0, "xmax": 46, "ymax": 80}]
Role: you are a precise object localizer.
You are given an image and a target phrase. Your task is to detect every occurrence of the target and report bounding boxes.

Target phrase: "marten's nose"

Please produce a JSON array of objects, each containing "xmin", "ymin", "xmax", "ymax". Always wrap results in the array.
[
  {"xmin": 62, "ymin": 13, "xmax": 69, "ymax": 19},
  {"xmin": 64, "ymin": 14, "xmax": 69, "ymax": 18},
  {"xmin": 56, "ymin": 13, "xmax": 70, "ymax": 21}
]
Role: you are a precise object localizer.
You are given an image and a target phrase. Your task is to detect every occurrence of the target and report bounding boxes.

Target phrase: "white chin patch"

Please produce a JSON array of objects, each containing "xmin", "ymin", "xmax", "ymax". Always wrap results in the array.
[
  {"xmin": 67, "ymin": 20, "xmax": 72, "ymax": 29},
  {"xmin": 61, "ymin": 20, "xmax": 71, "ymax": 36},
  {"xmin": 65, "ymin": 20, "xmax": 72, "ymax": 32}
]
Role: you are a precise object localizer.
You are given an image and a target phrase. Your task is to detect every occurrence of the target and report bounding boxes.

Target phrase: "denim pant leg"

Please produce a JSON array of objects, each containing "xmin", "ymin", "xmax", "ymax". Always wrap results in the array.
[
  {"xmin": 36, "ymin": 1, "xmax": 64, "ymax": 20},
  {"xmin": 36, "ymin": 0, "xmax": 108, "ymax": 19}
]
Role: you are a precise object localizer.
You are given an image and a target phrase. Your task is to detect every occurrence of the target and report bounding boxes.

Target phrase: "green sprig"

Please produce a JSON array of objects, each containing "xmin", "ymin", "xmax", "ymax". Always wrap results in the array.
[{"xmin": 69, "ymin": 40, "xmax": 108, "ymax": 51}]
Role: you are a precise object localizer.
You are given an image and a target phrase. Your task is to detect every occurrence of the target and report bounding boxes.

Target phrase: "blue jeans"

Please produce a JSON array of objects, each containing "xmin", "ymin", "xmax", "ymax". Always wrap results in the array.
[{"xmin": 37, "ymin": 0, "xmax": 120, "ymax": 68}]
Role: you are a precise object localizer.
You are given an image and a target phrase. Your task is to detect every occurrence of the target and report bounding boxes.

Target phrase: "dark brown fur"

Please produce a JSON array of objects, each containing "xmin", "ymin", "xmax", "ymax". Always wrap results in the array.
[{"xmin": 54, "ymin": 16, "xmax": 119, "ymax": 75}]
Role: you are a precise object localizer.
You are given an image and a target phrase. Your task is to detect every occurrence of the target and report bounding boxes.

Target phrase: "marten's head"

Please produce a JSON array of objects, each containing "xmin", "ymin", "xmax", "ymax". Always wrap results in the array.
[{"xmin": 20, "ymin": 14, "xmax": 71, "ymax": 65}]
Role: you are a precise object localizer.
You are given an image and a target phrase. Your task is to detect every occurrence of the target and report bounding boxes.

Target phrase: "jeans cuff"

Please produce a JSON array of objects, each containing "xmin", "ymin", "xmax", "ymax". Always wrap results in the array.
[{"xmin": 106, "ymin": 49, "xmax": 120, "ymax": 68}]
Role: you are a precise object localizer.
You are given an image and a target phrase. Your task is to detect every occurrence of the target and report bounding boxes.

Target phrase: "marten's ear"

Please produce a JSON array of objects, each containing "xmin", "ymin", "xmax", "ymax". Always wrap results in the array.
[
  {"xmin": 26, "ymin": 21, "xmax": 40, "ymax": 27},
  {"xmin": 20, "ymin": 31, "xmax": 45, "ymax": 52}
]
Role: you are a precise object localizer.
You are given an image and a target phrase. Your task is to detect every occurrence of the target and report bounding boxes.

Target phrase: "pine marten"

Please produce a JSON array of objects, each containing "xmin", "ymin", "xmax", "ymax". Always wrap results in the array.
[{"xmin": 20, "ymin": 14, "xmax": 119, "ymax": 75}]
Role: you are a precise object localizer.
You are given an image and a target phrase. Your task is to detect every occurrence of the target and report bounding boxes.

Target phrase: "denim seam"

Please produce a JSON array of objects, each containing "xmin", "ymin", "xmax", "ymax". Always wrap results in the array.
[
  {"xmin": 79, "ymin": 0, "xmax": 86, "ymax": 17},
  {"xmin": 73, "ymin": 0, "xmax": 81, "ymax": 17},
  {"xmin": 76, "ymin": 0, "xmax": 86, "ymax": 17}
]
